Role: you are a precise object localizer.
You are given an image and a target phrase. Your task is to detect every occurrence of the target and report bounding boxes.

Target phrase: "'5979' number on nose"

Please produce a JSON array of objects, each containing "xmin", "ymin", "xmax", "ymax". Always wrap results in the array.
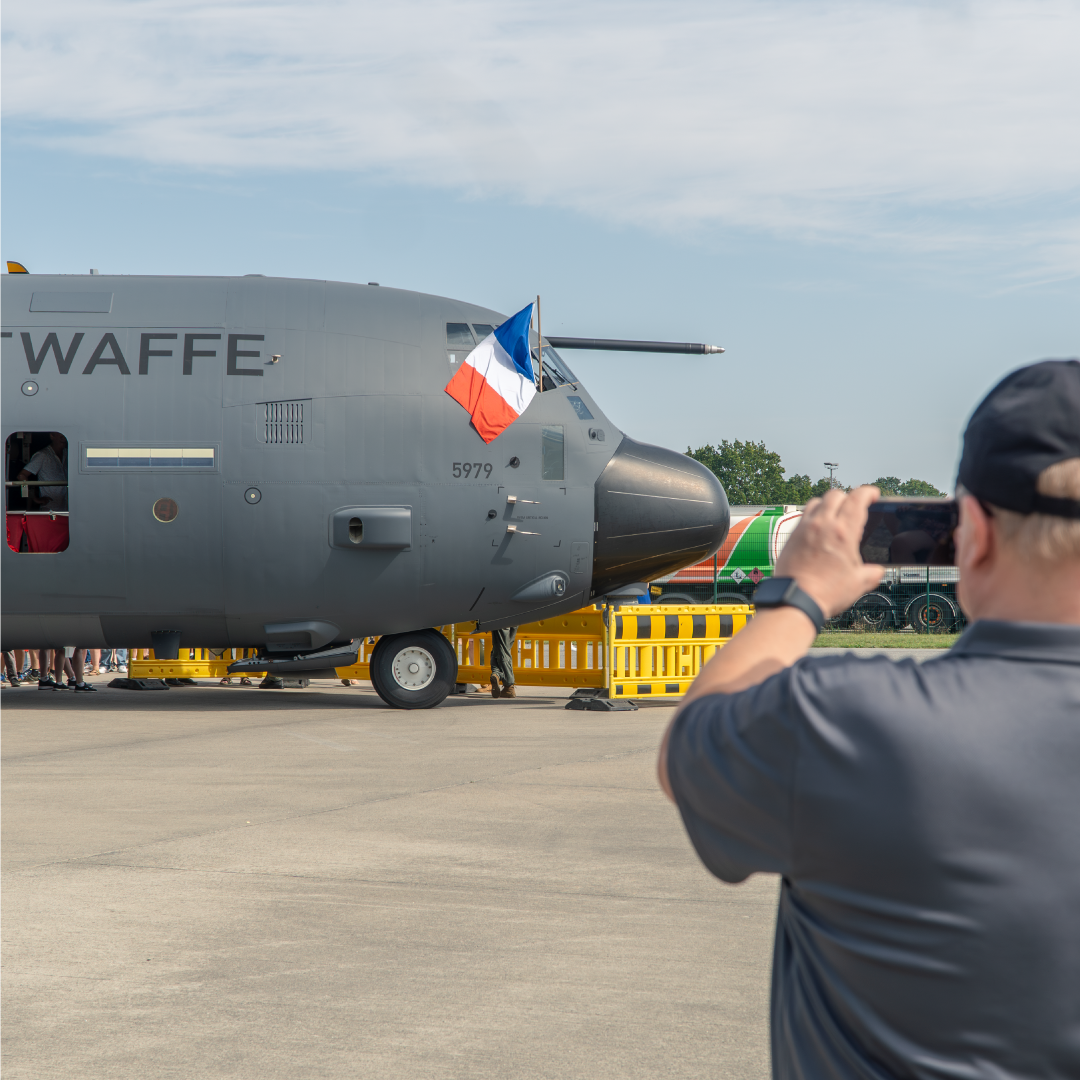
[{"xmin": 452, "ymin": 462, "xmax": 492, "ymax": 478}]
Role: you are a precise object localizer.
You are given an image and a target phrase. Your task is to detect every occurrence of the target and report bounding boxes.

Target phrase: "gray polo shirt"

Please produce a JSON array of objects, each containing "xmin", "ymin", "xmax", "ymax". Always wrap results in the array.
[{"xmin": 667, "ymin": 621, "xmax": 1080, "ymax": 1079}]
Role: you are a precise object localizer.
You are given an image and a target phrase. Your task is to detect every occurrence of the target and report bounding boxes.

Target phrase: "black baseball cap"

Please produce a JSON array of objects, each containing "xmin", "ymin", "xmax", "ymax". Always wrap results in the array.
[{"xmin": 957, "ymin": 359, "xmax": 1080, "ymax": 519}]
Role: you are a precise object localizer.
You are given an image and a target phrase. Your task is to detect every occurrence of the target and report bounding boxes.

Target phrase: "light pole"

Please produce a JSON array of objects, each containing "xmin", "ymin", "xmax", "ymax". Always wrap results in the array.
[{"xmin": 824, "ymin": 462, "xmax": 839, "ymax": 488}]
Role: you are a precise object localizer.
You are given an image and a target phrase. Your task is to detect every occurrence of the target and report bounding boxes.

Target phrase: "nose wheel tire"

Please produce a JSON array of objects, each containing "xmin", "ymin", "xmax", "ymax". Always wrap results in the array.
[{"xmin": 369, "ymin": 630, "xmax": 458, "ymax": 709}]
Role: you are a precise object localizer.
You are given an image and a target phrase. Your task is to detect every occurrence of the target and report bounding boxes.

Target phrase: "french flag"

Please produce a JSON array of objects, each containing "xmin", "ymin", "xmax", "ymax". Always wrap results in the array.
[{"xmin": 445, "ymin": 303, "xmax": 536, "ymax": 443}]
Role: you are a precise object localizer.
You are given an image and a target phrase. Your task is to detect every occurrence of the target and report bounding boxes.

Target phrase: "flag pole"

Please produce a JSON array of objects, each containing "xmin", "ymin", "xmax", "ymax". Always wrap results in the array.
[{"xmin": 536, "ymin": 294, "xmax": 543, "ymax": 393}]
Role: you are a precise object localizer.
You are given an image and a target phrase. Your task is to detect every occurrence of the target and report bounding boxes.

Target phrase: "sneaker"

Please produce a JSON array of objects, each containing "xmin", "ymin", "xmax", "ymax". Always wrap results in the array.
[
  {"xmin": 490, "ymin": 676, "xmax": 501, "ymax": 699},
  {"xmin": 9, "ymin": 677, "xmax": 21, "ymax": 687},
  {"xmin": 28, "ymin": 668, "xmax": 40, "ymax": 680},
  {"xmin": 73, "ymin": 682, "xmax": 98, "ymax": 692},
  {"xmin": 117, "ymin": 664, "xmax": 127, "ymax": 672},
  {"xmin": 38, "ymin": 678, "xmax": 62, "ymax": 691}
]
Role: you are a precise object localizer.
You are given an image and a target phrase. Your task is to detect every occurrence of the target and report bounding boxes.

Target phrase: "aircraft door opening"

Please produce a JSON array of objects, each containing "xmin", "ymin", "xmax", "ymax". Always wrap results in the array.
[{"xmin": 5, "ymin": 431, "xmax": 69, "ymax": 553}]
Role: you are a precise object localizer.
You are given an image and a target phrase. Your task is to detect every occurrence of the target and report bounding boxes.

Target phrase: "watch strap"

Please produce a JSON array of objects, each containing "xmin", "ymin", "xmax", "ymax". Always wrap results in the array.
[{"xmin": 754, "ymin": 577, "xmax": 825, "ymax": 631}]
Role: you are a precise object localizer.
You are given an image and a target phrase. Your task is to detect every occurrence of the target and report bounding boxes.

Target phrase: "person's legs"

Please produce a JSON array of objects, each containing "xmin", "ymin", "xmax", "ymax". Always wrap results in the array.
[
  {"xmin": 72, "ymin": 648, "xmax": 97, "ymax": 691},
  {"xmin": 87, "ymin": 649, "xmax": 101, "ymax": 675},
  {"xmin": 38, "ymin": 649, "xmax": 64, "ymax": 688},
  {"xmin": 490, "ymin": 628, "xmax": 518, "ymax": 697}
]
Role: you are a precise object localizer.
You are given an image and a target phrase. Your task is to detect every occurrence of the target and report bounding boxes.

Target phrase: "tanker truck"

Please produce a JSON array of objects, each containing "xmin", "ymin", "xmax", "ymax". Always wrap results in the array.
[{"xmin": 652, "ymin": 505, "xmax": 961, "ymax": 633}]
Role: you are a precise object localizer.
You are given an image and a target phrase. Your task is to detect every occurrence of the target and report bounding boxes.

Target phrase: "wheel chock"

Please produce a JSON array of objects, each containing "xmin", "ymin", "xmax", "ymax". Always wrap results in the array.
[
  {"xmin": 108, "ymin": 678, "xmax": 170, "ymax": 690},
  {"xmin": 565, "ymin": 696, "xmax": 638, "ymax": 711},
  {"xmin": 258, "ymin": 676, "xmax": 310, "ymax": 689}
]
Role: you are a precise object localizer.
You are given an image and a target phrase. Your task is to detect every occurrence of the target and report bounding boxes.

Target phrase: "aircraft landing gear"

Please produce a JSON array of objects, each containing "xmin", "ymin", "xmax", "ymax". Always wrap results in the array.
[{"xmin": 369, "ymin": 629, "xmax": 458, "ymax": 709}]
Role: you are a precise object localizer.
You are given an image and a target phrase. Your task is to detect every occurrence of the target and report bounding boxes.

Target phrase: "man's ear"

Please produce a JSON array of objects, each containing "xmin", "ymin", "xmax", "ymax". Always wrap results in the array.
[{"xmin": 958, "ymin": 494, "xmax": 994, "ymax": 571}]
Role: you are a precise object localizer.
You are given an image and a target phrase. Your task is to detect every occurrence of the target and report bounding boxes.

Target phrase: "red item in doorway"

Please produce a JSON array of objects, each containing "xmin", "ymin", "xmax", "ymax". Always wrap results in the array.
[
  {"xmin": 6, "ymin": 512, "xmax": 27, "ymax": 552},
  {"xmin": 25, "ymin": 515, "xmax": 69, "ymax": 553}
]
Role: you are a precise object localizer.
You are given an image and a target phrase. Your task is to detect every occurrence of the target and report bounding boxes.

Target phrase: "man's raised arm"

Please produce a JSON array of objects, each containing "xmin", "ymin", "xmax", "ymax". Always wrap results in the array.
[{"xmin": 658, "ymin": 486, "xmax": 884, "ymax": 801}]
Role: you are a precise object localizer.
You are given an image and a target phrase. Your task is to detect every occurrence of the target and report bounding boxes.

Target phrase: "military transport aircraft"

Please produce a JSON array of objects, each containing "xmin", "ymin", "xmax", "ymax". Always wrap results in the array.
[{"xmin": 2, "ymin": 270, "xmax": 729, "ymax": 707}]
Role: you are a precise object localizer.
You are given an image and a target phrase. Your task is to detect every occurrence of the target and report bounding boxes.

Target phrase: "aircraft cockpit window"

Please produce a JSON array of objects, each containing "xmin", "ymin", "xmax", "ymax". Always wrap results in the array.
[
  {"xmin": 5, "ymin": 431, "xmax": 70, "ymax": 553},
  {"xmin": 472, "ymin": 323, "xmax": 495, "ymax": 340},
  {"xmin": 534, "ymin": 345, "xmax": 577, "ymax": 391},
  {"xmin": 446, "ymin": 323, "xmax": 475, "ymax": 348},
  {"xmin": 446, "ymin": 323, "xmax": 476, "ymax": 366}
]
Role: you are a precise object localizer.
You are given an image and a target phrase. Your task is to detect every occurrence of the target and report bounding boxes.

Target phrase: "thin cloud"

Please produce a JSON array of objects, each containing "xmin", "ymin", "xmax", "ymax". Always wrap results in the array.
[{"xmin": 4, "ymin": 0, "xmax": 1080, "ymax": 262}]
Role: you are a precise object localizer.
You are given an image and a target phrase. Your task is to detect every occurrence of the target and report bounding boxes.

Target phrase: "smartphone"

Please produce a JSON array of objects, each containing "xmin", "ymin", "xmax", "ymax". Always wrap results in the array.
[{"xmin": 860, "ymin": 498, "xmax": 958, "ymax": 565}]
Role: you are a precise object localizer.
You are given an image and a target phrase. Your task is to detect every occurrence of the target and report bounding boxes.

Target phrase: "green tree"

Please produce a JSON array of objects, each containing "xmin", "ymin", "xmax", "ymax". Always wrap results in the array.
[
  {"xmin": 687, "ymin": 440, "xmax": 832, "ymax": 505},
  {"xmin": 871, "ymin": 476, "xmax": 946, "ymax": 497},
  {"xmin": 872, "ymin": 476, "xmax": 904, "ymax": 496}
]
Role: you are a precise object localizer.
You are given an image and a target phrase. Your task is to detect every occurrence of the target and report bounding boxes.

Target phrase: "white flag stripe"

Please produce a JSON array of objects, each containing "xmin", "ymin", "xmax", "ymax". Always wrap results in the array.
[{"xmin": 464, "ymin": 334, "xmax": 536, "ymax": 416}]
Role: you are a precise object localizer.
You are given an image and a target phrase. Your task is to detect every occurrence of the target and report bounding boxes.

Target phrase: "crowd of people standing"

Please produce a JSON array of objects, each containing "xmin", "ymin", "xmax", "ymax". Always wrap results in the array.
[{"xmin": 2, "ymin": 648, "xmax": 128, "ymax": 691}]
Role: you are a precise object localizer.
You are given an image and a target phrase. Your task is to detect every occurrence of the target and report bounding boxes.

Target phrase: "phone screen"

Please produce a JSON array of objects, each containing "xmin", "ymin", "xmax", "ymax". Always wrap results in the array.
[{"xmin": 860, "ymin": 499, "xmax": 958, "ymax": 565}]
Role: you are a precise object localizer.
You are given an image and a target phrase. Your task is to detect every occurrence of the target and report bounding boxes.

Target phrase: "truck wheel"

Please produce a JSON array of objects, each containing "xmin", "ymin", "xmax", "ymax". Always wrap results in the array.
[
  {"xmin": 906, "ymin": 594, "xmax": 956, "ymax": 633},
  {"xmin": 656, "ymin": 592, "xmax": 697, "ymax": 605},
  {"xmin": 851, "ymin": 592, "xmax": 895, "ymax": 630},
  {"xmin": 369, "ymin": 630, "xmax": 458, "ymax": 709},
  {"xmin": 715, "ymin": 592, "xmax": 750, "ymax": 606}
]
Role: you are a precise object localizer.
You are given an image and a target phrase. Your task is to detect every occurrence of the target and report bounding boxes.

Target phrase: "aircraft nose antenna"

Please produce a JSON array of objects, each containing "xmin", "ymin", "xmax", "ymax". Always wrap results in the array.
[{"xmin": 592, "ymin": 437, "xmax": 730, "ymax": 597}]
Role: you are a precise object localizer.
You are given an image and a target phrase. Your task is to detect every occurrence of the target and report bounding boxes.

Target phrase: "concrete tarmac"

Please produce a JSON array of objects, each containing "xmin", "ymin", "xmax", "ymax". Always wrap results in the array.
[{"xmin": 2, "ymin": 679, "xmax": 779, "ymax": 1080}]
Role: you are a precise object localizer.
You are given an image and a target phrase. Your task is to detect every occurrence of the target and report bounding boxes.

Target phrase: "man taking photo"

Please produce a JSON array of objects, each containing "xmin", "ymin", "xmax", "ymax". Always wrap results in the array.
[{"xmin": 659, "ymin": 359, "xmax": 1080, "ymax": 1077}]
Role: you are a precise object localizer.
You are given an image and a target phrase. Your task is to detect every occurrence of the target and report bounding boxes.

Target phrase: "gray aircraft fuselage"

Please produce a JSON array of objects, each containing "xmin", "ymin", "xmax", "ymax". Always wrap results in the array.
[{"xmin": 2, "ymin": 274, "xmax": 729, "ymax": 652}]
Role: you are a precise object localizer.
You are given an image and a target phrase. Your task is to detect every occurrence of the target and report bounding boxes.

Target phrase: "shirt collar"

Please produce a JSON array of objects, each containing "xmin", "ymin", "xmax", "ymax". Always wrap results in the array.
[{"xmin": 950, "ymin": 619, "xmax": 1080, "ymax": 665}]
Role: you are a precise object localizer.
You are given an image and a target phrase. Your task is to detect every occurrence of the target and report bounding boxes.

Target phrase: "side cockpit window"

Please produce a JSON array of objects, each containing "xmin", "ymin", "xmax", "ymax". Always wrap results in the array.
[
  {"xmin": 446, "ymin": 323, "xmax": 475, "ymax": 367},
  {"xmin": 535, "ymin": 345, "xmax": 577, "ymax": 391},
  {"xmin": 6, "ymin": 432, "xmax": 70, "ymax": 553}
]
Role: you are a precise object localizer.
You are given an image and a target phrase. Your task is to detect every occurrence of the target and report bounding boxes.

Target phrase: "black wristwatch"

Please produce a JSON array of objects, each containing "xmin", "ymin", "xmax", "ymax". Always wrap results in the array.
[{"xmin": 752, "ymin": 577, "xmax": 825, "ymax": 631}]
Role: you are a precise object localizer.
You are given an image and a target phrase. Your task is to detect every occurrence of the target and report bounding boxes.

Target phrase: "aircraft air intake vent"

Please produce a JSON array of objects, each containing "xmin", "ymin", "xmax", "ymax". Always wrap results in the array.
[{"xmin": 261, "ymin": 401, "xmax": 304, "ymax": 445}]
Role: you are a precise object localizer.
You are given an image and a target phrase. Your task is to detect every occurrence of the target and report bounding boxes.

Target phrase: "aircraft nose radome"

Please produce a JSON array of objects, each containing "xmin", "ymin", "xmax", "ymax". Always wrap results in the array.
[{"xmin": 592, "ymin": 437, "xmax": 730, "ymax": 596}]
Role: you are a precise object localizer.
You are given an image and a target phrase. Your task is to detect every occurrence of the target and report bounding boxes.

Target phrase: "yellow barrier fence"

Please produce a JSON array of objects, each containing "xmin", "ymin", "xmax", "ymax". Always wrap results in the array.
[
  {"xmin": 127, "ymin": 604, "xmax": 752, "ymax": 698},
  {"xmin": 448, "ymin": 608, "xmax": 607, "ymax": 690},
  {"xmin": 608, "ymin": 604, "xmax": 752, "ymax": 698},
  {"xmin": 127, "ymin": 647, "xmax": 267, "ymax": 680}
]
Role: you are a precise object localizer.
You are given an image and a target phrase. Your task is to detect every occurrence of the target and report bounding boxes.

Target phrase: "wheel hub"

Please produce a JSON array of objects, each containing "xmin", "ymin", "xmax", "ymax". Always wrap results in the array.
[{"xmin": 391, "ymin": 646, "xmax": 436, "ymax": 691}]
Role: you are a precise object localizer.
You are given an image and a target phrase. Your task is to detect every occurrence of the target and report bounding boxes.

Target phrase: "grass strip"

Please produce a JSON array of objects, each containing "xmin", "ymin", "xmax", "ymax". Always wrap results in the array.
[{"xmin": 813, "ymin": 631, "xmax": 960, "ymax": 649}]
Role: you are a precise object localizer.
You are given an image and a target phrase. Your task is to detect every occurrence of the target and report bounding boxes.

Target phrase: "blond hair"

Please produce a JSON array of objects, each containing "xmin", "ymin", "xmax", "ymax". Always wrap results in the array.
[{"xmin": 989, "ymin": 458, "xmax": 1080, "ymax": 562}]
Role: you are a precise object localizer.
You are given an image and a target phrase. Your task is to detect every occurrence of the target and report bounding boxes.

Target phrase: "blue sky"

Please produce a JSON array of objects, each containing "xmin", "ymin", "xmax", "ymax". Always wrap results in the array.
[{"xmin": 4, "ymin": 0, "xmax": 1079, "ymax": 491}]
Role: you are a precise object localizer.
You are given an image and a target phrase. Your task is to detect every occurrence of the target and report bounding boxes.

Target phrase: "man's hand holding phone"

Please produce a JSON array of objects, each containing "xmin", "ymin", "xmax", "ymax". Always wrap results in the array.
[{"xmin": 774, "ymin": 486, "xmax": 886, "ymax": 619}]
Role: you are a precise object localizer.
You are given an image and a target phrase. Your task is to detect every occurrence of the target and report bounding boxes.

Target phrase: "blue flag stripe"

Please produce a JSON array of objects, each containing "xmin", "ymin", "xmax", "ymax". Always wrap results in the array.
[{"xmin": 493, "ymin": 303, "xmax": 535, "ymax": 382}]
